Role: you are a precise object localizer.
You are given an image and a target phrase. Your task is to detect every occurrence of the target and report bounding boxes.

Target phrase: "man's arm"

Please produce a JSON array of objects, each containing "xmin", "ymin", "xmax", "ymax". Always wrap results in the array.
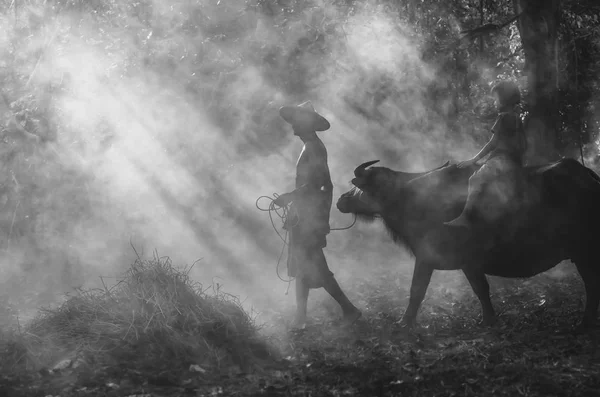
[
  {"xmin": 284, "ymin": 168, "xmax": 331, "ymax": 203},
  {"xmin": 274, "ymin": 150, "xmax": 331, "ymax": 207}
]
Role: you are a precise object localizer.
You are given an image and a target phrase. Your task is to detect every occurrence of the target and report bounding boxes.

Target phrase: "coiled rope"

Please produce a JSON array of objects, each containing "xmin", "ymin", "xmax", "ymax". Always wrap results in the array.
[
  {"xmin": 255, "ymin": 194, "xmax": 294, "ymax": 285},
  {"xmin": 255, "ymin": 194, "xmax": 357, "ymax": 293}
]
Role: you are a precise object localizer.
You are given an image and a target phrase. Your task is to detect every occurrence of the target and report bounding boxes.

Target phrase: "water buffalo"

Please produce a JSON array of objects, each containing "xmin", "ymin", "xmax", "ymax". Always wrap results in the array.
[{"xmin": 337, "ymin": 158, "xmax": 600, "ymax": 327}]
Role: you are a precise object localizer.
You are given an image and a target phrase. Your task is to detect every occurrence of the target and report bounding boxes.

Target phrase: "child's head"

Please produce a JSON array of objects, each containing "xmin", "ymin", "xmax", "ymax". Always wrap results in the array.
[{"xmin": 491, "ymin": 81, "xmax": 521, "ymax": 110}]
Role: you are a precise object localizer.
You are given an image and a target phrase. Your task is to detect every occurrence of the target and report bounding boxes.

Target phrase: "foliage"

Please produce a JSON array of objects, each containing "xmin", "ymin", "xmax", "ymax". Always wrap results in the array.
[{"xmin": 558, "ymin": 0, "xmax": 600, "ymax": 156}]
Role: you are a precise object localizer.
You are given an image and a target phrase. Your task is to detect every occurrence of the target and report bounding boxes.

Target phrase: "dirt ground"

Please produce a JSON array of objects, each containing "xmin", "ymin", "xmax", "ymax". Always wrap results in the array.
[{"xmin": 1, "ymin": 259, "xmax": 599, "ymax": 397}]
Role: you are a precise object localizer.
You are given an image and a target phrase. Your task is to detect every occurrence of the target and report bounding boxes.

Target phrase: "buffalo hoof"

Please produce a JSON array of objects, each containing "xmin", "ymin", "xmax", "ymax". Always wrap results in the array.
[
  {"xmin": 342, "ymin": 309, "xmax": 362, "ymax": 326},
  {"xmin": 397, "ymin": 317, "xmax": 417, "ymax": 329},
  {"xmin": 577, "ymin": 317, "xmax": 598, "ymax": 331},
  {"xmin": 481, "ymin": 315, "xmax": 497, "ymax": 327}
]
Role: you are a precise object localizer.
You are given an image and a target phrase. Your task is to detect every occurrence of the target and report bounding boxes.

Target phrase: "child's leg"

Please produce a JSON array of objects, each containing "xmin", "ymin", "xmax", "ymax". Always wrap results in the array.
[{"xmin": 445, "ymin": 168, "xmax": 487, "ymax": 228}]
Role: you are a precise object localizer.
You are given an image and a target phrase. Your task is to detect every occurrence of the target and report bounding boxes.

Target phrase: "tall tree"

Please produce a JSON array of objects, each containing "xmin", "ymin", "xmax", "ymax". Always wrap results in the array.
[{"xmin": 514, "ymin": 0, "xmax": 562, "ymax": 162}]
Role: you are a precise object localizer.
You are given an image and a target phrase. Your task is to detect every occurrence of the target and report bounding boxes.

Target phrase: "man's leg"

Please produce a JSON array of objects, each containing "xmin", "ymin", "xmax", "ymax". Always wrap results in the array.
[
  {"xmin": 323, "ymin": 276, "xmax": 362, "ymax": 324},
  {"xmin": 289, "ymin": 238, "xmax": 309, "ymax": 327},
  {"xmin": 294, "ymin": 276, "xmax": 310, "ymax": 326},
  {"xmin": 314, "ymin": 250, "xmax": 361, "ymax": 324}
]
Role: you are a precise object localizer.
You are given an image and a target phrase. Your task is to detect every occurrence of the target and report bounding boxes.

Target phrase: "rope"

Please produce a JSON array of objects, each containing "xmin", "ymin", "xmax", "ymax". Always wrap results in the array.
[
  {"xmin": 255, "ymin": 194, "xmax": 358, "ymax": 293},
  {"xmin": 255, "ymin": 194, "xmax": 358, "ymax": 234},
  {"xmin": 256, "ymin": 195, "xmax": 295, "ymax": 289},
  {"xmin": 255, "ymin": 194, "xmax": 292, "ymax": 244},
  {"xmin": 330, "ymin": 214, "xmax": 357, "ymax": 230}
]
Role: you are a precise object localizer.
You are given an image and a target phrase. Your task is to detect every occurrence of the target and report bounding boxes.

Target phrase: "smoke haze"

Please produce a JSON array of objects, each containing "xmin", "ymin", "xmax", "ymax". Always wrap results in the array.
[{"xmin": 3, "ymin": 0, "xmax": 586, "ymax": 324}]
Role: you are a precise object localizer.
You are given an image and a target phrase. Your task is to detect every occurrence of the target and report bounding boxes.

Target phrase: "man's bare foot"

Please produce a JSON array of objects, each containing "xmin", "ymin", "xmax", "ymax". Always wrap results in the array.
[
  {"xmin": 291, "ymin": 315, "xmax": 307, "ymax": 329},
  {"xmin": 342, "ymin": 308, "xmax": 362, "ymax": 325}
]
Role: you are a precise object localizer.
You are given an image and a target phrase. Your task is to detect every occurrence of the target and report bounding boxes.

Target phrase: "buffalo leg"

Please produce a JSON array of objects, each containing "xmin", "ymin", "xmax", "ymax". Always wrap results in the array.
[
  {"xmin": 574, "ymin": 261, "xmax": 599, "ymax": 327},
  {"xmin": 462, "ymin": 267, "xmax": 496, "ymax": 325},
  {"xmin": 399, "ymin": 261, "xmax": 433, "ymax": 327}
]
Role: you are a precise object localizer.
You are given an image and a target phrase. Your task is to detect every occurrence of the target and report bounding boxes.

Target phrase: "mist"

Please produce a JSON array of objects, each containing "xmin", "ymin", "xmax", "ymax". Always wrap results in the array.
[{"xmin": 0, "ymin": 0, "xmax": 515, "ymax": 323}]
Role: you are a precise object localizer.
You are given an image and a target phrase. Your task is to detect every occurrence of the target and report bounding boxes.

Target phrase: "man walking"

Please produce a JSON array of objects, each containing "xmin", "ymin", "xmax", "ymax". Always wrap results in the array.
[{"xmin": 274, "ymin": 101, "xmax": 361, "ymax": 327}]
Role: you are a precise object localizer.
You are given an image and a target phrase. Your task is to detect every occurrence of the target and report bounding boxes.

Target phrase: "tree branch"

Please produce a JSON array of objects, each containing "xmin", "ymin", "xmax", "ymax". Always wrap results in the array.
[{"xmin": 460, "ymin": 11, "xmax": 525, "ymax": 41}]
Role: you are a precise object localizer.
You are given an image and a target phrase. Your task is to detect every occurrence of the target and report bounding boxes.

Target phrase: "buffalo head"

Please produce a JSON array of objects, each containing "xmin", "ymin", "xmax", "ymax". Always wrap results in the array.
[
  {"xmin": 338, "ymin": 160, "xmax": 400, "ymax": 219},
  {"xmin": 336, "ymin": 186, "xmax": 382, "ymax": 220},
  {"xmin": 338, "ymin": 159, "xmax": 452, "ymax": 218},
  {"xmin": 351, "ymin": 159, "xmax": 450, "ymax": 191}
]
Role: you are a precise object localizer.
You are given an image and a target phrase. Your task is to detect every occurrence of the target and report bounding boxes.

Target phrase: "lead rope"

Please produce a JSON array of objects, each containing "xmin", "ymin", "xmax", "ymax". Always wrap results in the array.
[
  {"xmin": 256, "ymin": 195, "xmax": 357, "ymax": 295},
  {"xmin": 330, "ymin": 214, "xmax": 357, "ymax": 231},
  {"xmin": 256, "ymin": 195, "xmax": 295, "ymax": 295}
]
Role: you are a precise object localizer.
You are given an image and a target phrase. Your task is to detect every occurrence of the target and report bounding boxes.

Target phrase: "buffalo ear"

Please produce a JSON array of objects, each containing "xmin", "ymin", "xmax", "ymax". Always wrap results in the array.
[{"xmin": 351, "ymin": 177, "xmax": 366, "ymax": 188}]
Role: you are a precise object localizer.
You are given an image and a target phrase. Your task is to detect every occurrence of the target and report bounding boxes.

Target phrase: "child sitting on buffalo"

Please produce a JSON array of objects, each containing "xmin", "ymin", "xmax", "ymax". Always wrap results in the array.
[{"xmin": 446, "ymin": 80, "xmax": 527, "ymax": 228}]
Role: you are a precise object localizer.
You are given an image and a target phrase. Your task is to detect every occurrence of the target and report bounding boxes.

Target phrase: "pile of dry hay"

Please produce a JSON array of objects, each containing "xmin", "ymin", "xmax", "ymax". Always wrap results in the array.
[{"xmin": 0, "ymin": 256, "xmax": 276, "ymax": 377}]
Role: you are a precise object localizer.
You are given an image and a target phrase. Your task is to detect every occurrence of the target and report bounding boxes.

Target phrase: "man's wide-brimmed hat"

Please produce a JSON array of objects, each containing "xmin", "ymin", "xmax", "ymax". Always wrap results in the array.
[{"xmin": 279, "ymin": 101, "xmax": 330, "ymax": 132}]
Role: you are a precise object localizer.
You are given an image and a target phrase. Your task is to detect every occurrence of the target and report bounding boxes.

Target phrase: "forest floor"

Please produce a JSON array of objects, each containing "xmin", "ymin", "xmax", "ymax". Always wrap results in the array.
[{"xmin": 0, "ymin": 259, "xmax": 599, "ymax": 397}]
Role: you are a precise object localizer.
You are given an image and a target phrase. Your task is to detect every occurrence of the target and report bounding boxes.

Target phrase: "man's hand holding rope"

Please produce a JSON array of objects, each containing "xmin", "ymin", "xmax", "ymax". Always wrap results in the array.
[{"xmin": 273, "ymin": 192, "xmax": 294, "ymax": 208}]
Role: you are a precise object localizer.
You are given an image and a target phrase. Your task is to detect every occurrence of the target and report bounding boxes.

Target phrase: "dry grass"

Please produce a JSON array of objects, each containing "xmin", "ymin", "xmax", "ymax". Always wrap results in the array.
[{"xmin": 0, "ymin": 255, "xmax": 276, "ymax": 387}]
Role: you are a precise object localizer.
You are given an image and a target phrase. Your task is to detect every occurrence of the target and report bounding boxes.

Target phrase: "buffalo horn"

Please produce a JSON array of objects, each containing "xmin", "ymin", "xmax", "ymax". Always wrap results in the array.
[{"xmin": 354, "ymin": 160, "xmax": 380, "ymax": 177}]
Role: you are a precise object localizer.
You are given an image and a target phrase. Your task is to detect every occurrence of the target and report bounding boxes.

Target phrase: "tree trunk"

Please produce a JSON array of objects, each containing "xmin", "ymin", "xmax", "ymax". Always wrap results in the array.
[{"xmin": 513, "ymin": 0, "xmax": 561, "ymax": 164}]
